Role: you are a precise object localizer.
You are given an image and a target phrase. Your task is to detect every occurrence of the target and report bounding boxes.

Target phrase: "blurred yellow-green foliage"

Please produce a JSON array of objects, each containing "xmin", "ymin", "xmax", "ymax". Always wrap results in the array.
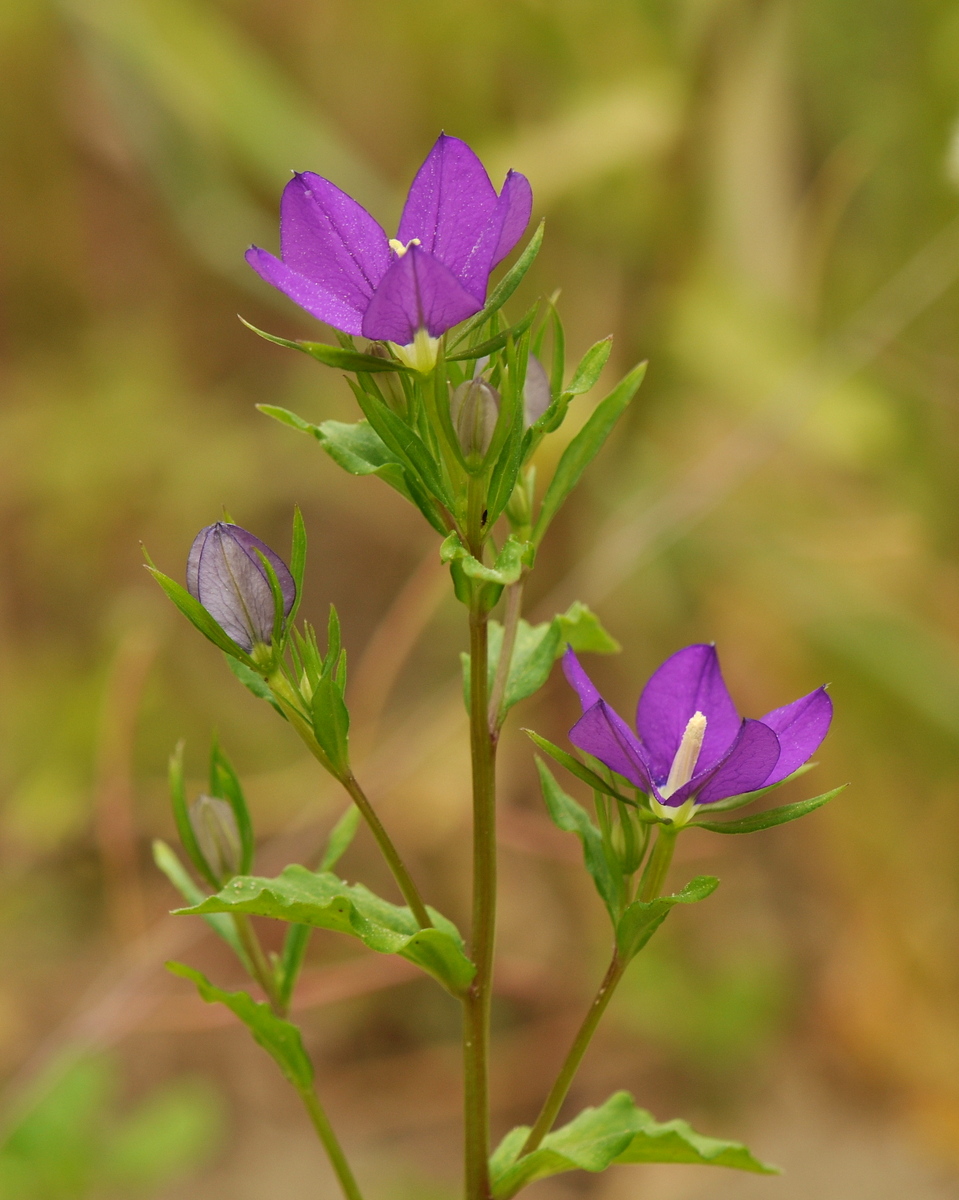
[{"xmin": 3, "ymin": 0, "xmax": 959, "ymax": 1196}]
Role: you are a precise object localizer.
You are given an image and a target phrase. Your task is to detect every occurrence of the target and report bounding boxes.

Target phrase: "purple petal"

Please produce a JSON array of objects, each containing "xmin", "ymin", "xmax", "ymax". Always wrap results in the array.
[
  {"xmin": 759, "ymin": 687, "xmax": 833, "ymax": 785},
  {"xmin": 491, "ymin": 170, "xmax": 533, "ymax": 266},
  {"xmin": 397, "ymin": 133, "xmax": 501, "ymax": 302},
  {"xmin": 245, "ymin": 247, "xmax": 369, "ymax": 334},
  {"xmin": 636, "ymin": 644, "xmax": 741, "ymax": 780},
  {"xmin": 361, "ymin": 246, "xmax": 482, "ymax": 343},
  {"xmin": 668, "ymin": 719, "xmax": 781, "ymax": 807},
  {"xmin": 280, "ymin": 173, "xmax": 390, "ymax": 308},
  {"xmin": 187, "ymin": 523, "xmax": 295, "ymax": 652},
  {"xmin": 562, "ymin": 647, "xmax": 602, "ymax": 711},
  {"xmin": 523, "ymin": 353, "xmax": 551, "ymax": 427},
  {"xmin": 569, "ymin": 700, "xmax": 653, "ymax": 792}
]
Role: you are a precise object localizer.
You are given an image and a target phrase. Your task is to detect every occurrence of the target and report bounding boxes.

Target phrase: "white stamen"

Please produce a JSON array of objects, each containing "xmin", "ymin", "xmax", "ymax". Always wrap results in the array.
[
  {"xmin": 661, "ymin": 711, "xmax": 707, "ymax": 798},
  {"xmin": 389, "ymin": 237, "xmax": 421, "ymax": 257}
]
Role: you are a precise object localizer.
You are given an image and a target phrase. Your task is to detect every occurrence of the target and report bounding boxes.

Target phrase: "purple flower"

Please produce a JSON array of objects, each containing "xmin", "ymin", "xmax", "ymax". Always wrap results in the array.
[
  {"xmin": 246, "ymin": 133, "xmax": 532, "ymax": 363},
  {"xmin": 563, "ymin": 644, "xmax": 832, "ymax": 812},
  {"xmin": 187, "ymin": 523, "xmax": 295, "ymax": 653}
]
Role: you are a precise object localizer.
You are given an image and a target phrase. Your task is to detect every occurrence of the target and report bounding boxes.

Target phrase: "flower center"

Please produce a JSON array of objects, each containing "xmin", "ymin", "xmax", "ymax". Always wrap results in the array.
[
  {"xmin": 390, "ymin": 327, "xmax": 440, "ymax": 374},
  {"xmin": 661, "ymin": 711, "xmax": 707, "ymax": 799},
  {"xmin": 389, "ymin": 237, "xmax": 421, "ymax": 257}
]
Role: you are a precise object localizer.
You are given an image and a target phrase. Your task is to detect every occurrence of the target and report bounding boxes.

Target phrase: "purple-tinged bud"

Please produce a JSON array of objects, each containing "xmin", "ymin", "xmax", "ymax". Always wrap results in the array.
[
  {"xmin": 523, "ymin": 354, "xmax": 551, "ymax": 427},
  {"xmin": 450, "ymin": 379, "xmax": 500, "ymax": 465},
  {"xmin": 189, "ymin": 794, "xmax": 242, "ymax": 882},
  {"xmin": 186, "ymin": 523, "xmax": 295, "ymax": 653}
]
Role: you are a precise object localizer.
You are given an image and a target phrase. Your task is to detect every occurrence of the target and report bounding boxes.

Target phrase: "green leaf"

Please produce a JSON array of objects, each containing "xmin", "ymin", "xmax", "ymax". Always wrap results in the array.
[
  {"xmin": 564, "ymin": 336, "xmax": 613, "ymax": 397},
  {"xmin": 178, "ymin": 865, "xmax": 476, "ymax": 996},
  {"xmin": 533, "ymin": 362, "xmax": 647, "ymax": 544},
  {"xmin": 556, "ymin": 601, "xmax": 621, "ymax": 654},
  {"xmin": 690, "ymin": 785, "xmax": 846, "ymax": 833},
  {"xmin": 152, "ymin": 840, "xmax": 250, "ymax": 969},
  {"xmin": 167, "ymin": 742, "xmax": 218, "ymax": 889},
  {"xmin": 349, "ymin": 386, "xmax": 453, "ymax": 509},
  {"xmin": 146, "ymin": 566, "xmax": 250, "ymax": 663},
  {"xmin": 167, "ymin": 962, "xmax": 314, "ymax": 1091},
  {"xmin": 535, "ymin": 759, "xmax": 620, "ymax": 919},
  {"xmin": 240, "ymin": 317, "xmax": 414, "ymax": 372},
  {"xmin": 319, "ymin": 805, "xmax": 361, "ymax": 871},
  {"xmin": 452, "ymin": 220, "xmax": 545, "ymax": 346},
  {"xmin": 310, "ymin": 670, "xmax": 351, "ymax": 776},
  {"xmin": 208, "ymin": 740, "xmax": 254, "ymax": 874},
  {"xmin": 703, "ymin": 762, "xmax": 816, "ymax": 812},
  {"xmin": 226, "ymin": 654, "xmax": 286, "ymax": 716},
  {"xmin": 277, "ymin": 924, "xmax": 311, "ymax": 1012},
  {"xmin": 440, "ymin": 532, "xmax": 531, "ymax": 586},
  {"xmin": 289, "ymin": 505, "xmax": 307, "ymax": 625},
  {"xmin": 489, "ymin": 1091, "xmax": 778, "ymax": 1199},
  {"xmin": 615, "ymin": 875, "xmax": 719, "ymax": 961},
  {"xmin": 447, "ymin": 303, "xmax": 538, "ymax": 362}
]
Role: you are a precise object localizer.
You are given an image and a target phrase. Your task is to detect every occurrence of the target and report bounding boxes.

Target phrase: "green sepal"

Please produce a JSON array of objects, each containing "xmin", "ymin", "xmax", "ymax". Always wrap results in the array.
[
  {"xmin": 226, "ymin": 655, "xmax": 286, "ymax": 716},
  {"xmin": 319, "ymin": 805, "xmax": 361, "ymax": 871},
  {"xmin": 166, "ymin": 962, "xmax": 314, "ymax": 1091},
  {"xmin": 447, "ymin": 303, "xmax": 538, "ymax": 363},
  {"xmin": 240, "ymin": 317, "xmax": 414, "ymax": 373},
  {"xmin": 168, "ymin": 742, "xmax": 218, "ymax": 890},
  {"xmin": 615, "ymin": 875, "xmax": 719, "ymax": 962},
  {"xmin": 702, "ymin": 762, "xmax": 816, "ymax": 812},
  {"xmin": 690, "ymin": 785, "xmax": 846, "ymax": 834},
  {"xmin": 145, "ymin": 566, "xmax": 252, "ymax": 665},
  {"xmin": 288, "ymin": 505, "xmax": 307, "ymax": 626},
  {"xmin": 451, "ymin": 220, "xmax": 545, "ymax": 347},
  {"xmin": 489, "ymin": 1091, "xmax": 778, "ymax": 1199},
  {"xmin": 208, "ymin": 740, "xmax": 255, "ymax": 875},
  {"xmin": 178, "ymin": 865, "xmax": 476, "ymax": 996},
  {"xmin": 535, "ymin": 759, "xmax": 620, "ymax": 919},
  {"xmin": 523, "ymin": 731, "xmax": 649, "ymax": 814},
  {"xmin": 533, "ymin": 362, "xmax": 647, "ymax": 545},
  {"xmin": 152, "ymin": 840, "xmax": 251, "ymax": 970}
]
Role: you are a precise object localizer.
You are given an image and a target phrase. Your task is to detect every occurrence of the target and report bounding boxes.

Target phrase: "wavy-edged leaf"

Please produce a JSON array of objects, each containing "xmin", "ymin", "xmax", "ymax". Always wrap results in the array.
[
  {"xmin": 153, "ymin": 840, "xmax": 250, "ymax": 968},
  {"xmin": 440, "ymin": 532, "xmax": 531, "ymax": 586},
  {"xmin": 615, "ymin": 875, "xmax": 719, "ymax": 961},
  {"xmin": 167, "ymin": 962, "xmax": 313, "ymax": 1091},
  {"xmin": 489, "ymin": 1091, "xmax": 778, "ymax": 1199},
  {"xmin": 240, "ymin": 318, "xmax": 413, "ymax": 372},
  {"xmin": 535, "ymin": 759, "xmax": 619, "ymax": 918},
  {"xmin": 691, "ymin": 785, "xmax": 846, "ymax": 833},
  {"xmin": 178, "ymin": 865, "xmax": 475, "ymax": 995},
  {"xmin": 533, "ymin": 362, "xmax": 647, "ymax": 544}
]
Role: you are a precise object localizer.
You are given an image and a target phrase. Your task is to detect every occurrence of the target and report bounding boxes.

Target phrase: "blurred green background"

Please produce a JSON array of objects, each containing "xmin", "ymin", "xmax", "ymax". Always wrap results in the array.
[{"xmin": 3, "ymin": 0, "xmax": 959, "ymax": 1196}]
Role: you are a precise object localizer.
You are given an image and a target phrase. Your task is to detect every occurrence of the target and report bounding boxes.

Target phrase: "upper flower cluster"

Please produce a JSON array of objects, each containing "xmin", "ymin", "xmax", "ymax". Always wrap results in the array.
[
  {"xmin": 563, "ymin": 644, "xmax": 832, "ymax": 814},
  {"xmin": 246, "ymin": 133, "xmax": 532, "ymax": 351}
]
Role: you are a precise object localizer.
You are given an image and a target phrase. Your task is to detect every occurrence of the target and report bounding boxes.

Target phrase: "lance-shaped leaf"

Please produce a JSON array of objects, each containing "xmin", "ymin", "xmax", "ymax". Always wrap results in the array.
[
  {"xmin": 152, "ymin": 840, "xmax": 250, "ymax": 969},
  {"xmin": 533, "ymin": 362, "xmax": 647, "ymax": 544},
  {"xmin": 489, "ymin": 1091, "xmax": 777, "ymax": 1199},
  {"xmin": 535, "ymin": 759, "xmax": 619, "ymax": 919},
  {"xmin": 311, "ymin": 669, "xmax": 351, "ymax": 777},
  {"xmin": 240, "ymin": 317, "xmax": 415, "ymax": 372},
  {"xmin": 699, "ymin": 762, "xmax": 816, "ymax": 812},
  {"xmin": 319, "ymin": 805, "xmax": 361, "ymax": 872},
  {"xmin": 615, "ymin": 875, "xmax": 719, "ymax": 962},
  {"xmin": 447, "ymin": 303, "xmax": 538, "ymax": 362},
  {"xmin": 167, "ymin": 963, "xmax": 314, "ymax": 1092},
  {"xmin": 178, "ymin": 865, "xmax": 475, "ymax": 996},
  {"xmin": 690, "ymin": 785, "xmax": 846, "ymax": 833},
  {"xmin": 451, "ymin": 220, "xmax": 545, "ymax": 347}
]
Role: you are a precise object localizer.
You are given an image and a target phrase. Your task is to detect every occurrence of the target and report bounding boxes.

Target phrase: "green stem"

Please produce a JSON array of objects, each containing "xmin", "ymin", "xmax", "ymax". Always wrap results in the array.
[
  {"xmin": 297, "ymin": 1085, "xmax": 365, "ymax": 1200},
  {"xmin": 463, "ymin": 603, "xmax": 497, "ymax": 1200},
  {"xmin": 232, "ymin": 913, "xmax": 283, "ymax": 1013},
  {"xmin": 487, "ymin": 577, "xmax": 525, "ymax": 738},
  {"xmin": 267, "ymin": 672, "xmax": 432, "ymax": 929},
  {"xmin": 638, "ymin": 825, "xmax": 678, "ymax": 902},
  {"xmin": 520, "ymin": 952, "xmax": 627, "ymax": 1156}
]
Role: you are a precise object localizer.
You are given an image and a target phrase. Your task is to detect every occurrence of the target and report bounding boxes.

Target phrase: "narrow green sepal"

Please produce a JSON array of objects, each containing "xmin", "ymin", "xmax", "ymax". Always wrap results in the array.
[
  {"xmin": 226, "ymin": 655, "xmax": 286, "ymax": 716},
  {"xmin": 703, "ymin": 762, "xmax": 816, "ymax": 812},
  {"xmin": 240, "ymin": 317, "xmax": 414, "ymax": 373},
  {"xmin": 167, "ymin": 962, "xmax": 314, "ymax": 1091},
  {"xmin": 145, "ymin": 566, "xmax": 253, "ymax": 665},
  {"xmin": 524, "ymin": 731, "xmax": 653, "ymax": 814},
  {"xmin": 447, "ymin": 303, "xmax": 538, "ymax": 362},
  {"xmin": 690, "ymin": 785, "xmax": 847, "ymax": 834}
]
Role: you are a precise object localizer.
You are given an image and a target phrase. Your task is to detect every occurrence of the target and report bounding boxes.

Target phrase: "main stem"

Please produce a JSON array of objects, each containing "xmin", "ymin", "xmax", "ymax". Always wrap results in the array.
[
  {"xmin": 464, "ymin": 602, "xmax": 497, "ymax": 1200},
  {"xmin": 298, "ymin": 1085, "xmax": 366, "ymax": 1200}
]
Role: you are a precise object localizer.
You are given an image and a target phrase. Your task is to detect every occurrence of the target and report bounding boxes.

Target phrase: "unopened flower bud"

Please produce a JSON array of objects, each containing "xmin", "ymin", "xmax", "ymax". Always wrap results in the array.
[
  {"xmin": 189, "ymin": 794, "xmax": 242, "ymax": 882},
  {"xmin": 450, "ymin": 379, "xmax": 500, "ymax": 464},
  {"xmin": 186, "ymin": 523, "xmax": 295, "ymax": 653},
  {"xmin": 523, "ymin": 354, "xmax": 551, "ymax": 427}
]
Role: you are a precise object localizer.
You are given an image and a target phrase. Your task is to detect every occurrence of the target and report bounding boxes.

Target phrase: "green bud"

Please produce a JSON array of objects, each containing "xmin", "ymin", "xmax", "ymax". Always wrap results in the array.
[
  {"xmin": 450, "ymin": 379, "xmax": 500, "ymax": 466},
  {"xmin": 189, "ymin": 794, "xmax": 243, "ymax": 883}
]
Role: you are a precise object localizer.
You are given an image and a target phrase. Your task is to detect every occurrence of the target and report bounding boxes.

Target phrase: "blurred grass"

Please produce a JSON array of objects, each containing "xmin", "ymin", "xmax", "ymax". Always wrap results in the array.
[{"xmin": 3, "ymin": 0, "xmax": 959, "ymax": 1196}]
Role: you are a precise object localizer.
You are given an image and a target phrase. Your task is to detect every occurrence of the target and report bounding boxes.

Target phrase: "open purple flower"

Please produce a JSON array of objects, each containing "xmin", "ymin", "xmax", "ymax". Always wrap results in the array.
[
  {"xmin": 563, "ymin": 644, "xmax": 832, "ymax": 813},
  {"xmin": 246, "ymin": 133, "xmax": 532, "ymax": 369},
  {"xmin": 187, "ymin": 523, "xmax": 295, "ymax": 653}
]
